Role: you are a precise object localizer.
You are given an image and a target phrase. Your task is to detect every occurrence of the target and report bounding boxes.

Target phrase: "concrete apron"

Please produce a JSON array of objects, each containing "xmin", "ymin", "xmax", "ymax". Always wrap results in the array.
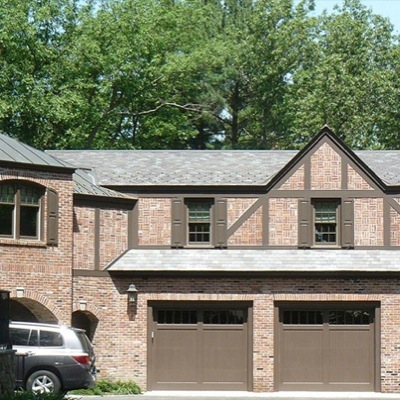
[{"xmin": 140, "ymin": 391, "xmax": 400, "ymax": 399}]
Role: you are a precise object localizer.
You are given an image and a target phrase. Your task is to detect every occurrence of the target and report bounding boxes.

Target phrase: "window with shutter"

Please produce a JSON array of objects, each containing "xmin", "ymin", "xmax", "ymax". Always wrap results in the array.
[
  {"xmin": 298, "ymin": 198, "xmax": 354, "ymax": 248},
  {"xmin": 0, "ymin": 182, "xmax": 44, "ymax": 240},
  {"xmin": 171, "ymin": 198, "xmax": 227, "ymax": 248}
]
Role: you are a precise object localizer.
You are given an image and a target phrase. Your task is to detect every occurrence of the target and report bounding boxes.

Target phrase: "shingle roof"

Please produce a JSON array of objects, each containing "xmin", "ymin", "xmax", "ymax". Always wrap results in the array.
[
  {"xmin": 49, "ymin": 149, "xmax": 400, "ymax": 187},
  {"xmin": 0, "ymin": 133, "xmax": 73, "ymax": 170},
  {"xmin": 107, "ymin": 249, "xmax": 400, "ymax": 272}
]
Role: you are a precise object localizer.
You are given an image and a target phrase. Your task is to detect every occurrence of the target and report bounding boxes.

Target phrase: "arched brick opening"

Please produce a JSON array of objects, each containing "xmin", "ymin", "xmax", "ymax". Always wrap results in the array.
[
  {"xmin": 10, "ymin": 298, "xmax": 58, "ymax": 323},
  {"xmin": 71, "ymin": 311, "xmax": 99, "ymax": 341}
]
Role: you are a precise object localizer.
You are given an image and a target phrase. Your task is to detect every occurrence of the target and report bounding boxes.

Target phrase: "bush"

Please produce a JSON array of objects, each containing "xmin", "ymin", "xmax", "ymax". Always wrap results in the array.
[
  {"xmin": 69, "ymin": 379, "xmax": 141, "ymax": 395},
  {"xmin": 2, "ymin": 393, "xmax": 66, "ymax": 400}
]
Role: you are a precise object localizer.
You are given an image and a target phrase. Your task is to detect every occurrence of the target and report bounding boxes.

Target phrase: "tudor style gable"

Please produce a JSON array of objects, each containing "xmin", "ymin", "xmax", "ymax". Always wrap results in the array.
[{"xmin": 268, "ymin": 126, "xmax": 398, "ymax": 249}]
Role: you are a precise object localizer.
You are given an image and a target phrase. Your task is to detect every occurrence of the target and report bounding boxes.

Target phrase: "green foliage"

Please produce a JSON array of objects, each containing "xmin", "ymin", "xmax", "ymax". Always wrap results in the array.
[
  {"xmin": 68, "ymin": 379, "xmax": 141, "ymax": 395},
  {"xmin": 2, "ymin": 392, "xmax": 65, "ymax": 400},
  {"xmin": 0, "ymin": 0, "xmax": 399, "ymax": 150}
]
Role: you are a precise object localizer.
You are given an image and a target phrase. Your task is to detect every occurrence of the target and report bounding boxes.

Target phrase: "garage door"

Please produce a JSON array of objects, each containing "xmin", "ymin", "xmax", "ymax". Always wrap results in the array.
[
  {"xmin": 276, "ymin": 302, "xmax": 378, "ymax": 391},
  {"xmin": 148, "ymin": 302, "xmax": 251, "ymax": 390}
]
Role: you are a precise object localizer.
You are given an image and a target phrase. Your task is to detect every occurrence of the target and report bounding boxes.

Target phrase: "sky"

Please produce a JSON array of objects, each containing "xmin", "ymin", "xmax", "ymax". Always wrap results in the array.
[{"xmin": 311, "ymin": 0, "xmax": 400, "ymax": 32}]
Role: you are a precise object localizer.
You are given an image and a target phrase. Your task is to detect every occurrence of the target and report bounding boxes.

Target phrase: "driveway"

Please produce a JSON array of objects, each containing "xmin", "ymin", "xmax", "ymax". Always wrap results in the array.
[{"xmin": 73, "ymin": 391, "xmax": 400, "ymax": 400}]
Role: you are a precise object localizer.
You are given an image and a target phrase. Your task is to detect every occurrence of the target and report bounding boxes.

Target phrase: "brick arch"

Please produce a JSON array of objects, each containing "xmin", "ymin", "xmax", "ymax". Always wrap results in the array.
[
  {"xmin": 72, "ymin": 302, "xmax": 102, "ymax": 319},
  {"xmin": 10, "ymin": 289, "xmax": 64, "ymax": 323}
]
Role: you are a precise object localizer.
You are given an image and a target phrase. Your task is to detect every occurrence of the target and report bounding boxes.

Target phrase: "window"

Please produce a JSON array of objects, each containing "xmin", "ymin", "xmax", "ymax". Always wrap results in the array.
[
  {"xmin": 313, "ymin": 200, "xmax": 339, "ymax": 245},
  {"xmin": 298, "ymin": 198, "xmax": 354, "ymax": 248},
  {"xmin": 187, "ymin": 200, "xmax": 212, "ymax": 245},
  {"xmin": 0, "ymin": 183, "xmax": 43, "ymax": 240},
  {"xmin": 171, "ymin": 197, "xmax": 227, "ymax": 248}
]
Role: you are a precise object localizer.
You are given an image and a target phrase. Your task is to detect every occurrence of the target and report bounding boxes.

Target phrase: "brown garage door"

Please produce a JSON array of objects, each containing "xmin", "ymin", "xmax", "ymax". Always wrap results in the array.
[
  {"xmin": 148, "ymin": 302, "xmax": 251, "ymax": 390},
  {"xmin": 276, "ymin": 302, "xmax": 378, "ymax": 391}
]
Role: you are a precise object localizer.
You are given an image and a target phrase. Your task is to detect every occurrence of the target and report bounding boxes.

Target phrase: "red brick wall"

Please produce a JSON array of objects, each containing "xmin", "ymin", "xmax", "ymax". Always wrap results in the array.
[
  {"xmin": 310, "ymin": 143, "xmax": 341, "ymax": 190},
  {"xmin": 227, "ymin": 199, "xmax": 263, "ymax": 246},
  {"xmin": 74, "ymin": 275, "xmax": 400, "ymax": 393},
  {"xmin": 0, "ymin": 167, "xmax": 74, "ymax": 324},
  {"xmin": 138, "ymin": 198, "xmax": 171, "ymax": 246},
  {"xmin": 268, "ymin": 198, "xmax": 297, "ymax": 246},
  {"xmin": 74, "ymin": 205, "xmax": 96, "ymax": 270}
]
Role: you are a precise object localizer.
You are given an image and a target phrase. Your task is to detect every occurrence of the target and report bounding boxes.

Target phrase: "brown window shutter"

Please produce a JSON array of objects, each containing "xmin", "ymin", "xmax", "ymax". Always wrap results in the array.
[
  {"xmin": 298, "ymin": 199, "xmax": 311, "ymax": 248},
  {"xmin": 341, "ymin": 199, "xmax": 354, "ymax": 248},
  {"xmin": 47, "ymin": 189, "xmax": 59, "ymax": 245},
  {"xmin": 213, "ymin": 198, "xmax": 227, "ymax": 248},
  {"xmin": 171, "ymin": 198, "xmax": 185, "ymax": 247}
]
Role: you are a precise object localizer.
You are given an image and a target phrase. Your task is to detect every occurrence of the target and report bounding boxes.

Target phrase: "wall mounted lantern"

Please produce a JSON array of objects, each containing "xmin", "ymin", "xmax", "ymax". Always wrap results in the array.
[{"xmin": 127, "ymin": 284, "xmax": 138, "ymax": 304}]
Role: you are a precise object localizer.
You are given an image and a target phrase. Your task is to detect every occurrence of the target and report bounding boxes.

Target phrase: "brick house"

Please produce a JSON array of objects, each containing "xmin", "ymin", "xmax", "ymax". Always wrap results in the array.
[{"xmin": 2, "ymin": 126, "xmax": 400, "ymax": 392}]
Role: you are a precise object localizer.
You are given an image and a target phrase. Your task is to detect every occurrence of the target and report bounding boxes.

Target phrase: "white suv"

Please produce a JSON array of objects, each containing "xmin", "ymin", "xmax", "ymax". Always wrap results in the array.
[{"xmin": 10, "ymin": 321, "xmax": 96, "ymax": 393}]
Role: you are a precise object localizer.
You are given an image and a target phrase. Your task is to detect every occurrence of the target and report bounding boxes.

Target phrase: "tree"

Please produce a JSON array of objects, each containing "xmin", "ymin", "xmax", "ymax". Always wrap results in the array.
[{"xmin": 281, "ymin": 0, "xmax": 400, "ymax": 149}]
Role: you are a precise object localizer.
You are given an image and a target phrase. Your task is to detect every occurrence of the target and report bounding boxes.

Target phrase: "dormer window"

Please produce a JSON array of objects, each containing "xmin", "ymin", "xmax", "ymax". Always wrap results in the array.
[
  {"xmin": 187, "ymin": 200, "xmax": 213, "ymax": 245},
  {"xmin": 0, "ymin": 183, "xmax": 43, "ymax": 240},
  {"xmin": 298, "ymin": 198, "xmax": 354, "ymax": 248},
  {"xmin": 313, "ymin": 200, "xmax": 339, "ymax": 245}
]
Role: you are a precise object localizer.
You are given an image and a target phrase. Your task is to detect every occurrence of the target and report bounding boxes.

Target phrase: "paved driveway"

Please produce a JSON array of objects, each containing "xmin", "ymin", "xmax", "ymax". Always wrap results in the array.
[{"xmin": 73, "ymin": 391, "xmax": 400, "ymax": 400}]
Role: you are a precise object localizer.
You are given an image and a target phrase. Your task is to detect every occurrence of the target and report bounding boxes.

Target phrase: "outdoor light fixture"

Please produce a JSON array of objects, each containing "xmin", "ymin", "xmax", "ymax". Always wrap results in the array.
[
  {"xmin": 16, "ymin": 288, "xmax": 24, "ymax": 298},
  {"xmin": 127, "ymin": 284, "xmax": 138, "ymax": 304}
]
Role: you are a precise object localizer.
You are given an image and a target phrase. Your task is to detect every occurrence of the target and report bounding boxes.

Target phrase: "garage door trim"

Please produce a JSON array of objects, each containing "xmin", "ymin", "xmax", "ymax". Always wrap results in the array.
[
  {"xmin": 147, "ymin": 301, "xmax": 253, "ymax": 391},
  {"xmin": 274, "ymin": 301, "xmax": 380, "ymax": 392}
]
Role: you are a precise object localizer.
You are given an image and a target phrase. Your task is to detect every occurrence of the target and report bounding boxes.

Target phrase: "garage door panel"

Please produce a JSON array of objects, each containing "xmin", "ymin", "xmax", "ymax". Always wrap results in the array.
[
  {"xmin": 150, "ymin": 304, "xmax": 250, "ymax": 391},
  {"xmin": 281, "ymin": 328, "xmax": 324, "ymax": 384},
  {"xmin": 154, "ymin": 328, "xmax": 198, "ymax": 383},
  {"xmin": 277, "ymin": 304, "xmax": 377, "ymax": 392},
  {"xmin": 328, "ymin": 329, "xmax": 373, "ymax": 384},
  {"xmin": 202, "ymin": 328, "xmax": 247, "ymax": 384}
]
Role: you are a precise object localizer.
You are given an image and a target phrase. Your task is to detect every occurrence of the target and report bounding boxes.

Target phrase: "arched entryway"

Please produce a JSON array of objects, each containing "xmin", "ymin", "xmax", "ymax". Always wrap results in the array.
[
  {"xmin": 71, "ymin": 311, "xmax": 98, "ymax": 341},
  {"xmin": 10, "ymin": 298, "xmax": 58, "ymax": 323}
]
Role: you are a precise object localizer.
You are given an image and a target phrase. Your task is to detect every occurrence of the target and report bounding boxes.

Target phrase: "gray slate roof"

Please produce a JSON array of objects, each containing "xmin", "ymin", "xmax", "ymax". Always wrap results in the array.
[
  {"xmin": 107, "ymin": 249, "xmax": 400, "ymax": 273},
  {"xmin": 49, "ymin": 149, "xmax": 400, "ymax": 187},
  {"xmin": 0, "ymin": 133, "xmax": 72, "ymax": 169}
]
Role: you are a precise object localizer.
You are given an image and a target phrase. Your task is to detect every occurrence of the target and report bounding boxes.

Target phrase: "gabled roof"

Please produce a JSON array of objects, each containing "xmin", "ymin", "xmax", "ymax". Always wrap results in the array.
[
  {"xmin": 0, "ymin": 133, "xmax": 74, "ymax": 172},
  {"xmin": 49, "ymin": 133, "xmax": 400, "ymax": 188},
  {"xmin": 106, "ymin": 248, "xmax": 400, "ymax": 273}
]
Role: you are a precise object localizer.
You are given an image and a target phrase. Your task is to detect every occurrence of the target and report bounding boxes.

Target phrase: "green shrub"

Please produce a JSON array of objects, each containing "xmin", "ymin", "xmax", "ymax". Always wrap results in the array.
[
  {"xmin": 69, "ymin": 379, "xmax": 141, "ymax": 395},
  {"xmin": 2, "ymin": 393, "xmax": 65, "ymax": 400}
]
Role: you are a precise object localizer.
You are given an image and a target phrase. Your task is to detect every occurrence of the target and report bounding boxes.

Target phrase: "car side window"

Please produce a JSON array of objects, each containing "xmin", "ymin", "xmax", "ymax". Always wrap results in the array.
[
  {"xmin": 10, "ymin": 328, "xmax": 38, "ymax": 346},
  {"xmin": 10, "ymin": 328, "xmax": 30, "ymax": 346},
  {"xmin": 39, "ymin": 330, "xmax": 63, "ymax": 347}
]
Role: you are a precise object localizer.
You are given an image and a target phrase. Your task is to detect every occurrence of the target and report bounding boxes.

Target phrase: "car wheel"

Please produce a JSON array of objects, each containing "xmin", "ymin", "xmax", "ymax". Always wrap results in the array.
[{"xmin": 26, "ymin": 370, "xmax": 61, "ymax": 393}]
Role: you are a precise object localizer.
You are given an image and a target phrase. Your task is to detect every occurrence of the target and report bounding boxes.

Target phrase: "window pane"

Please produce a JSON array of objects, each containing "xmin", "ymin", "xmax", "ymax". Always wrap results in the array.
[
  {"xmin": 283, "ymin": 311, "xmax": 323, "ymax": 324},
  {"xmin": 10, "ymin": 328, "xmax": 30, "ymax": 346},
  {"xmin": 315, "ymin": 223, "xmax": 336, "ymax": 243},
  {"xmin": 329, "ymin": 310, "xmax": 370, "ymax": 325},
  {"xmin": 189, "ymin": 223, "xmax": 210, "ymax": 243},
  {"xmin": 188, "ymin": 202, "xmax": 211, "ymax": 222},
  {"xmin": 39, "ymin": 330, "xmax": 63, "ymax": 347},
  {"xmin": 0, "ymin": 204, "xmax": 13, "ymax": 235},
  {"xmin": 0, "ymin": 185, "xmax": 15, "ymax": 203},
  {"xmin": 314, "ymin": 201, "xmax": 338, "ymax": 244},
  {"xmin": 204, "ymin": 310, "xmax": 245, "ymax": 324},
  {"xmin": 157, "ymin": 310, "xmax": 197, "ymax": 324},
  {"xmin": 20, "ymin": 186, "xmax": 41, "ymax": 205},
  {"xmin": 20, "ymin": 206, "xmax": 39, "ymax": 237}
]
